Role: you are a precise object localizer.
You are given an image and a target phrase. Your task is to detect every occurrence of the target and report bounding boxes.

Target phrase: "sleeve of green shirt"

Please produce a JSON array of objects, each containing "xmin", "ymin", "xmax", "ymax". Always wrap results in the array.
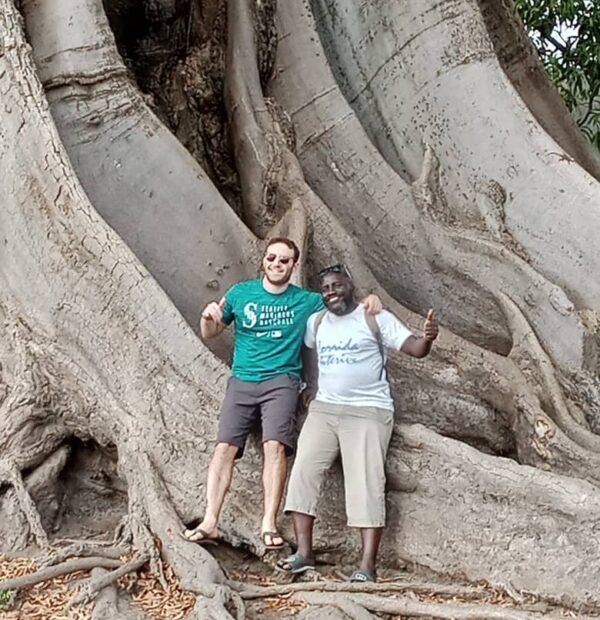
[
  {"xmin": 308, "ymin": 290, "xmax": 325, "ymax": 313},
  {"xmin": 221, "ymin": 284, "xmax": 238, "ymax": 326}
]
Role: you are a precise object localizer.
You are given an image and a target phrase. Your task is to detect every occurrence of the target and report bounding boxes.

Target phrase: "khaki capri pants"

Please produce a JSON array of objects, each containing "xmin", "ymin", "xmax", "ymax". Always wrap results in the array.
[{"xmin": 284, "ymin": 400, "xmax": 394, "ymax": 528}]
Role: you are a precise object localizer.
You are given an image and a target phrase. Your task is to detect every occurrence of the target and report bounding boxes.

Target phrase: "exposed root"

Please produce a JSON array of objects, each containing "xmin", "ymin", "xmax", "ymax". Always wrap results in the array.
[
  {"xmin": 90, "ymin": 568, "xmax": 122, "ymax": 620},
  {"xmin": 296, "ymin": 591, "xmax": 557, "ymax": 620},
  {"xmin": 191, "ymin": 597, "xmax": 237, "ymax": 620},
  {"xmin": 499, "ymin": 293, "xmax": 600, "ymax": 453},
  {"xmin": 22, "ymin": 445, "xmax": 71, "ymax": 533},
  {"xmin": 121, "ymin": 449, "xmax": 224, "ymax": 589},
  {"xmin": 297, "ymin": 591, "xmax": 375, "ymax": 619},
  {"xmin": 0, "ymin": 556, "xmax": 122, "ymax": 591},
  {"xmin": 0, "ymin": 554, "xmax": 94, "ymax": 620},
  {"xmin": 39, "ymin": 542, "xmax": 131, "ymax": 568},
  {"xmin": 188, "ymin": 584, "xmax": 245, "ymax": 620},
  {"xmin": 0, "ymin": 458, "xmax": 49, "ymax": 549},
  {"xmin": 113, "ymin": 451, "xmax": 243, "ymax": 617},
  {"xmin": 199, "ymin": 585, "xmax": 246, "ymax": 620},
  {"xmin": 233, "ymin": 576, "xmax": 590, "ymax": 619},
  {"xmin": 69, "ymin": 552, "xmax": 149, "ymax": 607},
  {"xmin": 0, "ymin": 446, "xmax": 71, "ymax": 551},
  {"xmin": 230, "ymin": 590, "xmax": 246, "ymax": 620},
  {"xmin": 0, "ymin": 315, "xmax": 77, "ymax": 472},
  {"xmin": 231, "ymin": 579, "xmax": 486, "ymax": 600},
  {"xmin": 0, "ymin": 553, "xmax": 199, "ymax": 619},
  {"xmin": 123, "ymin": 512, "xmax": 166, "ymax": 591}
]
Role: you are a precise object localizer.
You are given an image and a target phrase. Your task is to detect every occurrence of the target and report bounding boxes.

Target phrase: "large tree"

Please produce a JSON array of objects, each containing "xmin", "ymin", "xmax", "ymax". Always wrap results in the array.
[{"xmin": 2, "ymin": 0, "xmax": 600, "ymax": 617}]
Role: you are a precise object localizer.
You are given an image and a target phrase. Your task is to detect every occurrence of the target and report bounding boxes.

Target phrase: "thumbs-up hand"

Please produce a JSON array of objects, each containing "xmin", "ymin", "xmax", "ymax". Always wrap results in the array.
[
  {"xmin": 423, "ymin": 309, "xmax": 438, "ymax": 342},
  {"xmin": 201, "ymin": 297, "xmax": 226, "ymax": 323}
]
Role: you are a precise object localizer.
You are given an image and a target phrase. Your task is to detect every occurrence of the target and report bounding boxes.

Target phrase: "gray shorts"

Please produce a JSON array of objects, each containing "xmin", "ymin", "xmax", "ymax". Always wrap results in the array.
[{"xmin": 217, "ymin": 374, "xmax": 300, "ymax": 458}]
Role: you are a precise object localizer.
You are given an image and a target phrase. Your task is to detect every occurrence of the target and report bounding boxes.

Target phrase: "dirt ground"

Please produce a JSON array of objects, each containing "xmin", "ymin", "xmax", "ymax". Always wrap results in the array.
[
  {"xmin": 0, "ymin": 442, "xmax": 594, "ymax": 619},
  {"xmin": 1, "ymin": 540, "xmax": 590, "ymax": 619}
]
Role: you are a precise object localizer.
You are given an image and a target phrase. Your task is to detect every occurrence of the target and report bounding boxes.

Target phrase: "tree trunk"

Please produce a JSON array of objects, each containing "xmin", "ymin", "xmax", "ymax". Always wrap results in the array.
[
  {"xmin": 2, "ymin": 0, "xmax": 600, "ymax": 616},
  {"xmin": 21, "ymin": 0, "xmax": 259, "ymax": 335},
  {"xmin": 269, "ymin": 0, "xmax": 599, "ymax": 388},
  {"xmin": 309, "ymin": 0, "xmax": 600, "ymax": 335}
]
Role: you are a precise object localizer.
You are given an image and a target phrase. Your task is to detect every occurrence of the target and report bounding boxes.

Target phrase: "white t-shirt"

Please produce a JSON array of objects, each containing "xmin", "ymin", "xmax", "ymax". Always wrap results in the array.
[{"xmin": 304, "ymin": 305, "xmax": 413, "ymax": 410}]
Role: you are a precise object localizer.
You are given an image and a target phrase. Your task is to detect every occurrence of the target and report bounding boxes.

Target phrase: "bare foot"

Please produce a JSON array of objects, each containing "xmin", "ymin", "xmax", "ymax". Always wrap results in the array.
[{"xmin": 262, "ymin": 531, "xmax": 285, "ymax": 549}]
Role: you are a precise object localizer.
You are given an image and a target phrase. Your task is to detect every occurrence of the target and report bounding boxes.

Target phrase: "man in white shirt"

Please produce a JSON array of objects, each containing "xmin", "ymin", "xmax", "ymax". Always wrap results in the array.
[{"xmin": 278, "ymin": 264, "xmax": 438, "ymax": 581}]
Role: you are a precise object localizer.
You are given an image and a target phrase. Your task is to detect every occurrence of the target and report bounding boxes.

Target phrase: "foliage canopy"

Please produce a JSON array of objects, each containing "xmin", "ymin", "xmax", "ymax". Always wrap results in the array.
[{"xmin": 516, "ymin": 0, "xmax": 600, "ymax": 150}]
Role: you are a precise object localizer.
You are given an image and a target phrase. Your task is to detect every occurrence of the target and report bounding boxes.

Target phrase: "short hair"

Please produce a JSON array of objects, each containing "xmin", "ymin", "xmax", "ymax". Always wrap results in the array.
[{"xmin": 264, "ymin": 237, "xmax": 300, "ymax": 263}]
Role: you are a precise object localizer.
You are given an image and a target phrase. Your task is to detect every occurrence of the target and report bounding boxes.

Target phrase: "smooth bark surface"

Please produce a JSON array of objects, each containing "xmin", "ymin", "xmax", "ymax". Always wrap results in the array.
[
  {"xmin": 311, "ymin": 0, "xmax": 600, "ymax": 332},
  {"xmin": 270, "ymin": 0, "xmax": 593, "ymax": 378},
  {"xmin": 22, "ymin": 0, "xmax": 258, "ymax": 333}
]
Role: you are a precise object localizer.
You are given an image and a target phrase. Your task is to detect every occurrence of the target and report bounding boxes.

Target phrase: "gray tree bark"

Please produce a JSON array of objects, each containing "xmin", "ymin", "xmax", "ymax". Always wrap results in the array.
[
  {"xmin": 2, "ymin": 0, "xmax": 600, "ymax": 616},
  {"xmin": 22, "ymin": 0, "xmax": 258, "ymax": 333}
]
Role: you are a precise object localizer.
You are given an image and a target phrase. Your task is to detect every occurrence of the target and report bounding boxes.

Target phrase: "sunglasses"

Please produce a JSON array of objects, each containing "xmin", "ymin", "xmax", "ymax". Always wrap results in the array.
[
  {"xmin": 318, "ymin": 263, "xmax": 352, "ymax": 279},
  {"xmin": 264, "ymin": 253, "xmax": 294, "ymax": 265}
]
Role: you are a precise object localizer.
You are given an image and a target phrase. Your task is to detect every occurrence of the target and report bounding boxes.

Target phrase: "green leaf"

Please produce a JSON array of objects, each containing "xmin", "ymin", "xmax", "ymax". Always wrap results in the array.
[
  {"xmin": 515, "ymin": 0, "xmax": 600, "ymax": 150},
  {"xmin": 0, "ymin": 590, "xmax": 16, "ymax": 611}
]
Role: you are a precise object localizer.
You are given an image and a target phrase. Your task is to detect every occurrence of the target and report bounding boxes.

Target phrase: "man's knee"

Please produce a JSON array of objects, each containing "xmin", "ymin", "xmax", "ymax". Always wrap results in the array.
[
  {"xmin": 263, "ymin": 440, "xmax": 286, "ymax": 460},
  {"xmin": 212, "ymin": 442, "xmax": 240, "ymax": 464}
]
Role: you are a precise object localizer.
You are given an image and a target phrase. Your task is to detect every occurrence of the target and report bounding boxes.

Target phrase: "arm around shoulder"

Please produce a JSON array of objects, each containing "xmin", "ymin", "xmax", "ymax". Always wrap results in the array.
[{"xmin": 301, "ymin": 344, "xmax": 319, "ymax": 393}]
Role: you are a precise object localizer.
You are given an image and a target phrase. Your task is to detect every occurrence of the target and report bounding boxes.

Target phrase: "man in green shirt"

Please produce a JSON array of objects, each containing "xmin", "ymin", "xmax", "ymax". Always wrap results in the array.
[{"xmin": 183, "ymin": 237, "xmax": 379, "ymax": 549}]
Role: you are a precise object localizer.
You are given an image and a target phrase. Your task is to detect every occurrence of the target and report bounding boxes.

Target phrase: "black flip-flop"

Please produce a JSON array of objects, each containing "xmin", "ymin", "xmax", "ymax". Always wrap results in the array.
[
  {"xmin": 276, "ymin": 553, "xmax": 315, "ymax": 574},
  {"xmin": 181, "ymin": 525, "xmax": 219, "ymax": 546},
  {"xmin": 349, "ymin": 569, "xmax": 376, "ymax": 583}
]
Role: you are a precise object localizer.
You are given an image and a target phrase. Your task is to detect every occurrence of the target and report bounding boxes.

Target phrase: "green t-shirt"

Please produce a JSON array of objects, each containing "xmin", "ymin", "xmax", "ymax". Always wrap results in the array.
[{"xmin": 222, "ymin": 279, "xmax": 324, "ymax": 382}]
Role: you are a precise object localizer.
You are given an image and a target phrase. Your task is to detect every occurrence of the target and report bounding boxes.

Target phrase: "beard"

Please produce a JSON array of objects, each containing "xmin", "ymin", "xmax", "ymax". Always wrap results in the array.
[
  {"xmin": 264, "ymin": 268, "xmax": 293, "ymax": 286},
  {"xmin": 326, "ymin": 294, "xmax": 354, "ymax": 315}
]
